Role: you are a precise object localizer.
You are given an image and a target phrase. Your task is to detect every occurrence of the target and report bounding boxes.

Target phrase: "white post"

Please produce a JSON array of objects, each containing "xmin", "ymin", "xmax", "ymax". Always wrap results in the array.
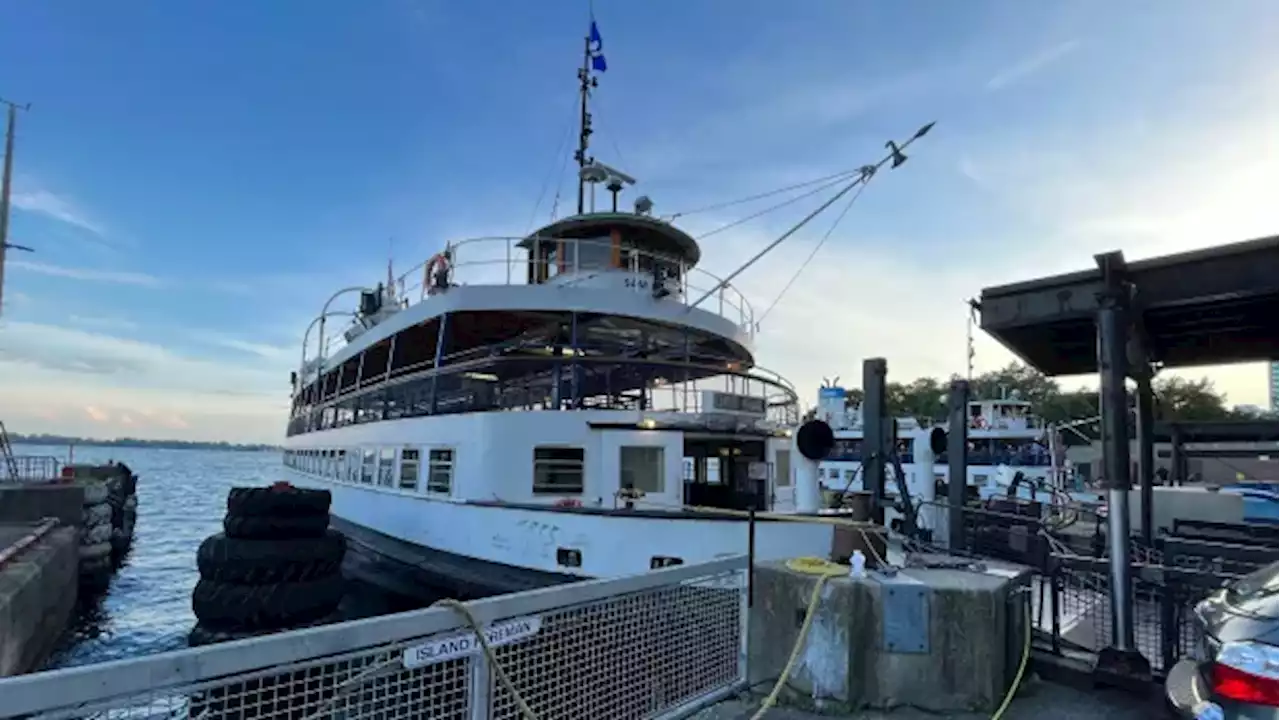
[
  {"xmin": 793, "ymin": 435, "xmax": 822, "ymax": 514},
  {"xmin": 912, "ymin": 431, "xmax": 938, "ymax": 535}
]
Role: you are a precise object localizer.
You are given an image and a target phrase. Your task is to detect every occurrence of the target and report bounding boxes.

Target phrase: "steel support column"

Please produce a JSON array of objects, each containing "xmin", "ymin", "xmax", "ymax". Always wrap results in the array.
[
  {"xmin": 1093, "ymin": 252, "xmax": 1151, "ymax": 682},
  {"xmin": 1134, "ymin": 374, "xmax": 1156, "ymax": 545},
  {"xmin": 946, "ymin": 379, "xmax": 970, "ymax": 551},
  {"xmin": 862, "ymin": 358, "xmax": 888, "ymax": 525}
]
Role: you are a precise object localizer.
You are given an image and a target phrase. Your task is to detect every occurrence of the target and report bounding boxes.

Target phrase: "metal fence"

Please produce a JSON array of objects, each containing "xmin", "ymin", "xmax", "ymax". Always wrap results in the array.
[
  {"xmin": 946, "ymin": 499, "xmax": 1274, "ymax": 678},
  {"xmin": 0, "ymin": 556, "xmax": 747, "ymax": 720},
  {"xmin": 2, "ymin": 455, "xmax": 60, "ymax": 483}
]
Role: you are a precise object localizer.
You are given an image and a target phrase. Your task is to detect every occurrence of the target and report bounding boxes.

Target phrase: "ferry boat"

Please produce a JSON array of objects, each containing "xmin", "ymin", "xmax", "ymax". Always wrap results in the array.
[
  {"xmin": 810, "ymin": 384, "xmax": 1058, "ymax": 501},
  {"xmin": 278, "ymin": 22, "xmax": 934, "ymax": 601}
]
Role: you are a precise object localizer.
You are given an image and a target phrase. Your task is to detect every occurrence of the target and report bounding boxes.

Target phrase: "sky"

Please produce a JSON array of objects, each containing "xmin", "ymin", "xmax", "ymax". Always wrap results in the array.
[{"xmin": 0, "ymin": 1, "xmax": 1276, "ymax": 444}]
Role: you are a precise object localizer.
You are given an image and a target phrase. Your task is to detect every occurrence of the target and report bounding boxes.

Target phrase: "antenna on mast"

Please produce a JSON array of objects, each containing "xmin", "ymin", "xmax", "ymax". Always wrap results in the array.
[
  {"xmin": 0, "ymin": 97, "xmax": 32, "ymax": 319},
  {"xmin": 575, "ymin": 17, "xmax": 607, "ymax": 215}
]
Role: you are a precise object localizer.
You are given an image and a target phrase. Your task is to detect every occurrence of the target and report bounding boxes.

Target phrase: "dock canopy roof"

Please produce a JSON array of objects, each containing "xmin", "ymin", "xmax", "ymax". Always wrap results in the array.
[
  {"xmin": 978, "ymin": 236, "xmax": 1279, "ymax": 376},
  {"xmin": 520, "ymin": 212, "xmax": 702, "ymax": 266}
]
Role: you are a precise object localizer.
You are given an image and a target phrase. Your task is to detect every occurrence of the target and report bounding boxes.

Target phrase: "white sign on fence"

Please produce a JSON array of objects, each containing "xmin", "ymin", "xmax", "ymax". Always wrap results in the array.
[{"xmin": 402, "ymin": 615, "xmax": 543, "ymax": 669}]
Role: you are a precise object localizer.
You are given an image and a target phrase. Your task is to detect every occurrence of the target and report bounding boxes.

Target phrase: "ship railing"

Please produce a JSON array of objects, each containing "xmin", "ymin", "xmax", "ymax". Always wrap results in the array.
[
  {"xmin": 308, "ymin": 236, "xmax": 756, "ymax": 370},
  {"xmin": 397, "ymin": 235, "xmax": 755, "ymax": 332},
  {"xmin": 644, "ymin": 374, "xmax": 800, "ymax": 425},
  {"xmin": 286, "ymin": 355, "xmax": 802, "ymax": 436},
  {"xmin": 0, "ymin": 557, "xmax": 748, "ymax": 720},
  {"xmin": 973, "ymin": 416, "xmax": 1047, "ymax": 430}
]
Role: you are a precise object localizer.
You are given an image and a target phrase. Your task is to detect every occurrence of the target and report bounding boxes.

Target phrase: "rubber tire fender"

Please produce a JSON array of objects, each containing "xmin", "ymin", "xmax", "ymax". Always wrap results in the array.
[
  {"xmin": 81, "ymin": 483, "xmax": 109, "ymax": 505},
  {"xmin": 191, "ymin": 575, "xmax": 345, "ymax": 631},
  {"xmin": 222, "ymin": 513, "xmax": 330, "ymax": 541},
  {"xmin": 82, "ymin": 503, "xmax": 112, "ymax": 526},
  {"xmin": 197, "ymin": 530, "xmax": 346, "ymax": 584},
  {"xmin": 226, "ymin": 486, "xmax": 331, "ymax": 519}
]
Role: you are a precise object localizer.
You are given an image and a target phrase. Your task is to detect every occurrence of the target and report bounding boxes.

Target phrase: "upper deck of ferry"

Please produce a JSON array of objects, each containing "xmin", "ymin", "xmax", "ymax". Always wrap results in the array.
[
  {"xmin": 308, "ymin": 210, "xmax": 754, "ymax": 369},
  {"xmin": 286, "ymin": 210, "xmax": 795, "ymax": 438}
]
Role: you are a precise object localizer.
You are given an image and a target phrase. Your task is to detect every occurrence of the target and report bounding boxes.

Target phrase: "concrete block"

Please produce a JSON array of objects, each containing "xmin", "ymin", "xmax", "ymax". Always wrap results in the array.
[
  {"xmin": 748, "ymin": 559, "xmax": 1030, "ymax": 714},
  {"xmin": 0, "ymin": 485, "xmax": 86, "ymax": 529},
  {"xmin": 0, "ymin": 526, "xmax": 79, "ymax": 676}
]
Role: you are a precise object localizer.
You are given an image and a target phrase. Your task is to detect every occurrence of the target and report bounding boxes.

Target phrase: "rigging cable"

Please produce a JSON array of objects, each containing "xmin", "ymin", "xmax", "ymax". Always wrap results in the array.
[
  {"xmin": 685, "ymin": 120, "xmax": 936, "ymax": 313},
  {"xmin": 529, "ymin": 95, "xmax": 583, "ymax": 231},
  {"xmin": 756, "ymin": 180, "xmax": 867, "ymax": 325},
  {"xmin": 666, "ymin": 167, "xmax": 863, "ymax": 221},
  {"xmin": 693, "ymin": 173, "xmax": 855, "ymax": 241}
]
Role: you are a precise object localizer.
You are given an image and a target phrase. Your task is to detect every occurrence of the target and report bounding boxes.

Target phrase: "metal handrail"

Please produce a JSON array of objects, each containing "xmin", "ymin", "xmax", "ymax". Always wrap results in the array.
[
  {"xmin": 310, "ymin": 234, "xmax": 758, "ymax": 364},
  {"xmin": 287, "ymin": 354, "xmax": 801, "ymax": 434},
  {"xmin": 0, "ymin": 455, "xmax": 61, "ymax": 483}
]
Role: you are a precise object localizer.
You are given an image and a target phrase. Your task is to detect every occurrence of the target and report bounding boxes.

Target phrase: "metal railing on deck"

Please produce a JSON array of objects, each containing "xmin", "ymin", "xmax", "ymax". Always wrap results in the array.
[
  {"xmin": 0, "ymin": 556, "xmax": 748, "ymax": 720},
  {"xmin": 316, "ymin": 235, "xmax": 758, "ymax": 362}
]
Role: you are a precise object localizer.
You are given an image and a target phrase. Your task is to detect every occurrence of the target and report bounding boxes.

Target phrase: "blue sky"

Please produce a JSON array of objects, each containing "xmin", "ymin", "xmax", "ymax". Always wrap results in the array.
[{"xmin": 0, "ymin": 1, "xmax": 1276, "ymax": 442}]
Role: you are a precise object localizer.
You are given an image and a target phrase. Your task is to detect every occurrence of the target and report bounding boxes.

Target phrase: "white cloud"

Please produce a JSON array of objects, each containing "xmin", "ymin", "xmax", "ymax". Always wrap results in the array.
[
  {"xmin": 68, "ymin": 314, "xmax": 140, "ymax": 332},
  {"xmin": 9, "ymin": 260, "xmax": 161, "ymax": 287},
  {"xmin": 0, "ymin": 321, "xmax": 290, "ymax": 444},
  {"xmin": 11, "ymin": 189, "xmax": 107, "ymax": 237},
  {"xmin": 986, "ymin": 39, "xmax": 1082, "ymax": 91}
]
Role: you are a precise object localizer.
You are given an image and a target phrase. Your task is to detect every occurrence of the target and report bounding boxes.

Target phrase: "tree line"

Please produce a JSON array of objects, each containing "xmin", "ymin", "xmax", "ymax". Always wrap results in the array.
[
  {"xmin": 830, "ymin": 362, "xmax": 1265, "ymax": 429},
  {"xmin": 10, "ymin": 433, "xmax": 280, "ymax": 453}
]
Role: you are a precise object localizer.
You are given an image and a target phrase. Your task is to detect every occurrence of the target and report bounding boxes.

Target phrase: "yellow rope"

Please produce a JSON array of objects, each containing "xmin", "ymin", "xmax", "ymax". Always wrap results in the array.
[
  {"xmin": 990, "ymin": 594, "xmax": 1032, "ymax": 720},
  {"xmin": 432, "ymin": 598, "xmax": 540, "ymax": 720},
  {"xmin": 748, "ymin": 557, "xmax": 848, "ymax": 720}
]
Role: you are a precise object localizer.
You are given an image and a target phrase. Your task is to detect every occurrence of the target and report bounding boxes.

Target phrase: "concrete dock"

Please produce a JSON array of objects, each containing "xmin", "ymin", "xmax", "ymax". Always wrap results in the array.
[
  {"xmin": 0, "ymin": 521, "xmax": 79, "ymax": 676},
  {"xmin": 0, "ymin": 469, "xmax": 139, "ymax": 676},
  {"xmin": 692, "ymin": 679, "xmax": 1158, "ymax": 719},
  {"xmin": 747, "ymin": 557, "xmax": 1031, "ymax": 715}
]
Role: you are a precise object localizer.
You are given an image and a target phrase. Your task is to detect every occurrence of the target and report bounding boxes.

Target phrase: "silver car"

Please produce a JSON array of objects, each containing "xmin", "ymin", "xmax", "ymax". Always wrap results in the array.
[{"xmin": 1166, "ymin": 561, "xmax": 1280, "ymax": 720}]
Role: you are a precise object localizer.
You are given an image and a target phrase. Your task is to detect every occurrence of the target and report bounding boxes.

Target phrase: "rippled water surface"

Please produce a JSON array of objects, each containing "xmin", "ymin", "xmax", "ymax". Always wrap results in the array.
[{"xmin": 14, "ymin": 444, "xmax": 291, "ymax": 668}]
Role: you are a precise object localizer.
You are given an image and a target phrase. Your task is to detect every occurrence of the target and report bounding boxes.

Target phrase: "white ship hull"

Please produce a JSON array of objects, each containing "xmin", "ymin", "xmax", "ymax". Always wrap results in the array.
[{"xmin": 282, "ymin": 412, "xmax": 832, "ymax": 600}]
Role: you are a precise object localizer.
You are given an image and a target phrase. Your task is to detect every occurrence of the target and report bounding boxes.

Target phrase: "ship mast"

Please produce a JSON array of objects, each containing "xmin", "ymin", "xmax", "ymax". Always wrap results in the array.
[
  {"xmin": 574, "ymin": 19, "xmax": 607, "ymax": 215},
  {"xmin": 574, "ymin": 34, "xmax": 596, "ymax": 214}
]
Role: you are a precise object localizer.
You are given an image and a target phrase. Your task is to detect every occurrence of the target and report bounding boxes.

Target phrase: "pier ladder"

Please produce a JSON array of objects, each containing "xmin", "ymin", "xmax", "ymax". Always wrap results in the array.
[{"xmin": 0, "ymin": 421, "xmax": 20, "ymax": 481}]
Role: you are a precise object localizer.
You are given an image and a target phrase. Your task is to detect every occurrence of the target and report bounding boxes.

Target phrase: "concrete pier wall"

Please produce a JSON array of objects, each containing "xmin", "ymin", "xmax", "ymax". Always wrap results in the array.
[
  {"xmin": 748, "ymin": 559, "xmax": 1030, "ymax": 714},
  {"xmin": 0, "ymin": 484, "xmax": 85, "ymax": 529},
  {"xmin": 0, "ymin": 525, "xmax": 79, "ymax": 676}
]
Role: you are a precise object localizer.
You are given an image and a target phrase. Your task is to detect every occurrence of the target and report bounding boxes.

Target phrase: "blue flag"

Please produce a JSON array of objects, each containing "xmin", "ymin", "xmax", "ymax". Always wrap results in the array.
[{"xmin": 589, "ymin": 20, "xmax": 607, "ymax": 72}]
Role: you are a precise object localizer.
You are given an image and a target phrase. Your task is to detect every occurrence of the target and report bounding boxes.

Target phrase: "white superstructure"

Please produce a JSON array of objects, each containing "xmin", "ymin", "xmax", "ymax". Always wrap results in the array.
[{"xmin": 279, "ymin": 204, "xmax": 842, "ymax": 597}]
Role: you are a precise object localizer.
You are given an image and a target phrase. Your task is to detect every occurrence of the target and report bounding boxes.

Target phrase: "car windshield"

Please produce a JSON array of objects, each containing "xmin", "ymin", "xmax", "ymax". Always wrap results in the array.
[{"xmin": 1226, "ymin": 561, "xmax": 1279, "ymax": 603}]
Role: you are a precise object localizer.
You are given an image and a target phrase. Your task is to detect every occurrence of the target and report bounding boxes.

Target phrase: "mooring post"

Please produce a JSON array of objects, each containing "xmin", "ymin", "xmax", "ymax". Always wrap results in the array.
[
  {"xmin": 946, "ymin": 379, "xmax": 970, "ymax": 551},
  {"xmin": 862, "ymin": 358, "xmax": 888, "ymax": 525},
  {"xmin": 1093, "ymin": 250, "xmax": 1151, "ymax": 682}
]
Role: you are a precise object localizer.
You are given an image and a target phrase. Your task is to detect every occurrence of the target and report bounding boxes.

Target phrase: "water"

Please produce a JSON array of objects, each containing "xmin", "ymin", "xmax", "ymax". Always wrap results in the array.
[{"xmin": 10, "ymin": 443, "xmax": 407, "ymax": 670}]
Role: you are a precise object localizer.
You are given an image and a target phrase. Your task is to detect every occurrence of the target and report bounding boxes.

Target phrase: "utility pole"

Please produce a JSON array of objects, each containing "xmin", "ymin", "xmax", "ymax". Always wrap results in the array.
[{"xmin": 0, "ymin": 97, "xmax": 32, "ymax": 318}]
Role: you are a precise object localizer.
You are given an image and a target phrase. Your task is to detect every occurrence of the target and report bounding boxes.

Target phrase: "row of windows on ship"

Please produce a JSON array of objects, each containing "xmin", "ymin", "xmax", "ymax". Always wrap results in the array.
[
  {"xmin": 281, "ymin": 445, "xmax": 766, "ymax": 502},
  {"xmin": 825, "ymin": 438, "xmax": 1051, "ymax": 466}
]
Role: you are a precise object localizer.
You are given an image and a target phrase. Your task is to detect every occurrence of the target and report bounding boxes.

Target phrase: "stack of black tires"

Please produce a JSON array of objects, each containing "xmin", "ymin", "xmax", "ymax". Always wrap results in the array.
[{"xmin": 189, "ymin": 483, "xmax": 346, "ymax": 647}]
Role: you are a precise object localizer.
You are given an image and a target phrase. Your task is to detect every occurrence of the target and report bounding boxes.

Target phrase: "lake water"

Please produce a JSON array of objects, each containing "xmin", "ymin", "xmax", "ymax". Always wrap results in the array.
[{"xmin": 12, "ymin": 443, "xmax": 416, "ymax": 669}]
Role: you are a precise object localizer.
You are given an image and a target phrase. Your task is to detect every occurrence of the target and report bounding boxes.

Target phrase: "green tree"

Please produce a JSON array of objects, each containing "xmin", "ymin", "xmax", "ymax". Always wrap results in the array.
[
  {"xmin": 1152, "ymin": 376, "xmax": 1232, "ymax": 421},
  {"xmin": 830, "ymin": 360, "xmax": 1236, "ymax": 426}
]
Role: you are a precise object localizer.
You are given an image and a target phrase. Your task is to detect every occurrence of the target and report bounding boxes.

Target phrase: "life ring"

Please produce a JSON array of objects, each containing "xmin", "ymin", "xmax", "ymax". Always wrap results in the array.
[{"xmin": 423, "ymin": 251, "xmax": 452, "ymax": 295}]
